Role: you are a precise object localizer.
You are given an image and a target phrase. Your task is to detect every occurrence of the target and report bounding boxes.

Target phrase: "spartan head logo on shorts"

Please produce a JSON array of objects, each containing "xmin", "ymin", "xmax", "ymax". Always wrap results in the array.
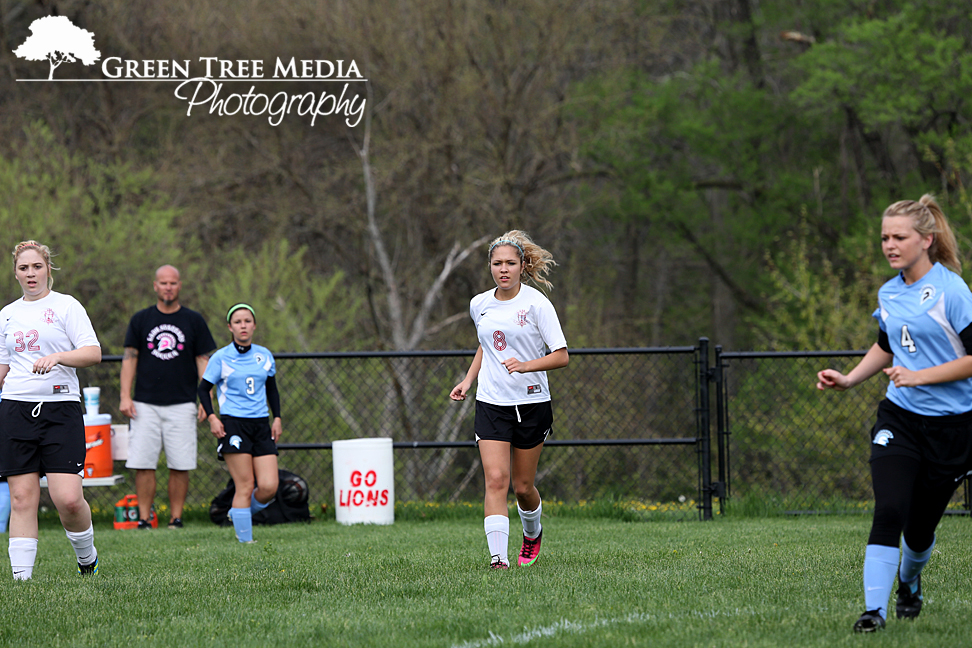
[
  {"xmin": 873, "ymin": 429, "xmax": 894, "ymax": 447},
  {"xmin": 146, "ymin": 324, "xmax": 187, "ymax": 360}
]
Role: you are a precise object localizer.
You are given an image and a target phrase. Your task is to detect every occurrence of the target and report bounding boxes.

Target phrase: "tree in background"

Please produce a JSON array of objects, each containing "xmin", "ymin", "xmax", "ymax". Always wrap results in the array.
[
  {"xmin": 0, "ymin": 123, "xmax": 186, "ymax": 349},
  {"xmin": 195, "ymin": 239, "xmax": 360, "ymax": 354},
  {"xmin": 2, "ymin": 0, "xmax": 970, "ymax": 351}
]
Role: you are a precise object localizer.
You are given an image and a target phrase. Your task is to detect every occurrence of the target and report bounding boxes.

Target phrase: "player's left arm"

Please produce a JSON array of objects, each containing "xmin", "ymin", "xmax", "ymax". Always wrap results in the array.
[
  {"xmin": 266, "ymin": 374, "xmax": 282, "ymax": 442},
  {"xmin": 35, "ymin": 300, "xmax": 102, "ymax": 372},
  {"xmin": 885, "ymin": 355, "xmax": 972, "ymax": 387},
  {"xmin": 33, "ymin": 345, "xmax": 101, "ymax": 373},
  {"xmin": 502, "ymin": 347, "xmax": 569, "ymax": 375},
  {"xmin": 503, "ymin": 300, "xmax": 569, "ymax": 375},
  {"xmin": 885, "ymin": 294, "xmax": 972, "ymax": 387}
]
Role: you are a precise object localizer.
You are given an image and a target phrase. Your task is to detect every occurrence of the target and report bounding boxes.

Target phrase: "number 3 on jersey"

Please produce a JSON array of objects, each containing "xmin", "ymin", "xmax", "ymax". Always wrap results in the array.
[
  {"xmin": 900, "ymin": 325, "xmax": 917, "ymax": 353},
  {"xmin": 492, "ymin": 331, "xmax": 507, "ymax": 351}
]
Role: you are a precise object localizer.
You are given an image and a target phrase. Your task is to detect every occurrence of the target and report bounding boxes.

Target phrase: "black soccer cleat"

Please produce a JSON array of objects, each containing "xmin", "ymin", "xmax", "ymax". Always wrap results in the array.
[
  {"xmin": 852, "ymin": 610, "xmax": 885, "ymax": 633},
  {"xmin": 896, "ymin": 574, "xmax": 922, "ymax": 619},
  {"xmin": 78, "ymin": 557, "xmax": 99, "ymax": 576}
]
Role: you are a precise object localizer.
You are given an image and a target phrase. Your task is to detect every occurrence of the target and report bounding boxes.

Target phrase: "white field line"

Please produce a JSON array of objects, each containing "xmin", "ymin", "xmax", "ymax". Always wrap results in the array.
[{"xmin": 450, "ymin": 608, "xmax": 760, "ymax": 648}]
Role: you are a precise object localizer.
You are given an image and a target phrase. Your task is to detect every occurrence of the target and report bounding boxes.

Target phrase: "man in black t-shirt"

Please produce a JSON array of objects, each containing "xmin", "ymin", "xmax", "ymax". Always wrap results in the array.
[{"xmin": 120, "ymin": 265, "xmax": 216, "ymax": 529}]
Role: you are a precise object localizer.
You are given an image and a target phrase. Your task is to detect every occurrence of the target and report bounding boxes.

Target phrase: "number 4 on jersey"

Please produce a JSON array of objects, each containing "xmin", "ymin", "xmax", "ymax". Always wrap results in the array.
[{"xmin": 900, "ymin": 325, "xmax": 917, "ymax": 353}]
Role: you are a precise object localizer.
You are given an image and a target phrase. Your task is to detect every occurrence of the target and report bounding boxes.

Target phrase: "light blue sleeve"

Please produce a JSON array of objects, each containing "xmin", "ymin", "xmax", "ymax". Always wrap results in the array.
[
  {"xmin": 202, "ymin": 347, "xmax": 225, "ymax": 384},
  {"xmin": 872, "ymin": 302, "xmax": 886, "ymax": 332}
]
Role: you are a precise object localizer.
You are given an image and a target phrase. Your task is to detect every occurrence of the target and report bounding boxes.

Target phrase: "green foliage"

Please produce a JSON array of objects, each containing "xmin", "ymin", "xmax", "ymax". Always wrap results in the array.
[
  {"xmin": 193, "ymin": 238, "xmax": 362, "ymax": 353},
  {"xmin": 0, "ymin": 123, "xmax": 189, "ymax": 351},
  {"xmin": 794, "ymin": 5, "xmax": 972, "ymax": 148},
  {"xmin": 6, "ymin": 0, "xmax": 972, "ymax": 352},
  {"xmin": 754, "ymin": 216, "xmax": 884, "ymax": 351}
]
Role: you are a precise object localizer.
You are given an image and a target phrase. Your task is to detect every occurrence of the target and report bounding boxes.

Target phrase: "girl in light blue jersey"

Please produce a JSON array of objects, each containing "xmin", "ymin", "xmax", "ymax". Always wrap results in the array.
[
  {"xmin": 817, "ymin": 195, "xmax": 972, "ymax": 633},
  {"xmin": 198, "ymin": 304, "xmax": 281, "ymax": 543}
]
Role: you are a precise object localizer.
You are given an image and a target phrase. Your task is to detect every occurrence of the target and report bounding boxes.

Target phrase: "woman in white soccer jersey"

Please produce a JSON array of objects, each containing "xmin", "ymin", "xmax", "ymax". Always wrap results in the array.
[
  {"xmin": 198, "ymin": 303, "xmax": 281, "ymax": 543},
  {"xmin": 0, "ymin": 241, "xmax": 102, "ymax": 579},
  {"xmin": 817, "ymin": 195, "xmax": 972, "ymax": 633},
  {"xmin": 450, "ymin": 230, "xmax": 569, "ymax": 569}
]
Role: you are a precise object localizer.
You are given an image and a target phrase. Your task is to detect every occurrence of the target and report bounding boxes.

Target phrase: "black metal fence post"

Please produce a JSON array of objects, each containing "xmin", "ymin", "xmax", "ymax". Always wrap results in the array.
[
  {"xmin": 714, "ymin": 344, "xmax": 728, "ymax": 516},
  {"xmin": 697, "ymin": 337, "xmax": 712, "ymax": 520}
]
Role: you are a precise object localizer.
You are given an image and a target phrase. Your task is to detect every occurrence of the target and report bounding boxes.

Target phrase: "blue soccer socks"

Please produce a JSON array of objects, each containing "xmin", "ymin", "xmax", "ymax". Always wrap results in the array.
[
  {"xmin": 863, "ymin": 544, "xmax": 900, "ymax": 619},
  {"xmin": 229, "ymin": 507, "xmax": 254, "ymax": 543}
]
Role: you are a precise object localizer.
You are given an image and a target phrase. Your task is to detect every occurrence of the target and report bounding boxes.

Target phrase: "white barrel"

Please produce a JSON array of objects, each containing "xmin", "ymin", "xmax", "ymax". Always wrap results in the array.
[{"xmin": 332, "ymin": 437, "xmax": 394, "ymax": 525}]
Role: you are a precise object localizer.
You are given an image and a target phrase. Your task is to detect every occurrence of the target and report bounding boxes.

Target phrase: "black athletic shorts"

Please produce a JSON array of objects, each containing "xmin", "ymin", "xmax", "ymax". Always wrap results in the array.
[
  {"xmin": 0, "ymin": 400, "xmax": 85, "ymax": 477},
  {"xmin": 216, "ymin": 416, "xmax": 278, "ymax": 460},
  {"xmin": 474, "ymin": 400, "xmax": 553, "ymax": 450},
  {"xmin": 870, "ymin": 398, "xmax": 972, "ymax": 488}
]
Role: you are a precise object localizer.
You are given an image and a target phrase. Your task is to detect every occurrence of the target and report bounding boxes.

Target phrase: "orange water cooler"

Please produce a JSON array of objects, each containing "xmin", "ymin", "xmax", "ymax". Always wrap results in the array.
[{"xmin": 82, "ymin": 413, "xmax": 112, "ymax": 478}]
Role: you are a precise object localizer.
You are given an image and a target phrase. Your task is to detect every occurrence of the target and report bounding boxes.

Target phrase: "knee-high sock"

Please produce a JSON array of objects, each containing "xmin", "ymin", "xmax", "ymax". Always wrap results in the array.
[
  {"xmin": 863, "ymin": 544, "xmax": 900, "ymax": 618},
  {"xmin": 65, "ymin": 524, "xmax": 97, "ymax": 566},
  {"xmin": 250, "ymin": 490, "xmax": 271, "ymax": 515},
  {"xmin": 229, "ymin": 508, "xmax": 253, "ymax": 543},
  {"xmin": 517, "ymin": 500, "xmax": 542, "ymax": 539},
  {"xmin": 899, "ymin": 534, "xmax": 934, "ymax": 585},
  {"xmin": 9, "ymin": 537, "xmax": 38, "ymax": 580},
  {"xmin": 484, "ymin": 515, "xmax": 509, "ymax": 565}
]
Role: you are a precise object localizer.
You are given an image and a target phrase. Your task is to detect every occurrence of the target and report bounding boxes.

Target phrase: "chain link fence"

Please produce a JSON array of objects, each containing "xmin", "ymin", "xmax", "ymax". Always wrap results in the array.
[
  {"xmin": 55, "ymin": 343, "xmax": 970, "ymax": 521},
  {"xmin": 69, "ymin": 347, "xmax": 702, "ymax": 521},
  {"xmin": 715, "ymin": 349, "xmax": 971, "ymax": 514}
]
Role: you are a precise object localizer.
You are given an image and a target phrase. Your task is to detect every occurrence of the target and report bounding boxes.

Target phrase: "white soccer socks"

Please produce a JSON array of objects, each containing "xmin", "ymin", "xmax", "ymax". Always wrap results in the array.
[
  {"xmin": 517, "ymin": 500, "xmax": 542, "ymax": 540},
  {"xmin": 9, "ymin": 537, "xmax": 38, "ymax": 580},
  {"xmin": 65, "ymin": 523, "xmax": 98, "ymax": 568},
  {"xmin": 484, "ymin": 515, "xmax": 509, "ymax": 566}
]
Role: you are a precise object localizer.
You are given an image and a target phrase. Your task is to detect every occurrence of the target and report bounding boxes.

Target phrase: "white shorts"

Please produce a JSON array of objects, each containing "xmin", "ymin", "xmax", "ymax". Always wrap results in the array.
[{"xmin": 124, "ymin": 401, "xmax": 198, "ymax": 471}]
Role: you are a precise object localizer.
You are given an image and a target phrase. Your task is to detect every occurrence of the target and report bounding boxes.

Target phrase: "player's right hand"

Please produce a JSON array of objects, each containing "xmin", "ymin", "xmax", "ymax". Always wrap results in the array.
[
  {"xmin": 208, "ymin": 415, "xmax": 225, "ymax": 438},
  {"xmin": 816, "ymin": 369, "xmax": 849, "ymax": 391},
  {"xmin": 450, "ymin": 384, "xmax": 467, "ymax": 401}
]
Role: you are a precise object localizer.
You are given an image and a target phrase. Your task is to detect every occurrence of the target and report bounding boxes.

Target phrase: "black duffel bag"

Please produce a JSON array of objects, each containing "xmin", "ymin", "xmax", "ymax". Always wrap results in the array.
[{"xmin": 210, "ymin": 469, "xmax": 311, "ymax": 526}]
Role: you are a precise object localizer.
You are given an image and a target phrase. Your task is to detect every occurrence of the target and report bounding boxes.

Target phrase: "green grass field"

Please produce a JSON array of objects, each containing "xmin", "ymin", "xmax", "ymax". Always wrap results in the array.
[{"xmin": 1, "ymin": 511, "xmax": 971, "ymax": 648}]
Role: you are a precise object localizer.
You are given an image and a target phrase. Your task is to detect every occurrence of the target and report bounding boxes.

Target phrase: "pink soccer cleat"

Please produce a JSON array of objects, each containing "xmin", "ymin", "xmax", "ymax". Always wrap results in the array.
[{"xmin": 518, "ymin": 531, "xmax": 542, "ymax": 566}]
